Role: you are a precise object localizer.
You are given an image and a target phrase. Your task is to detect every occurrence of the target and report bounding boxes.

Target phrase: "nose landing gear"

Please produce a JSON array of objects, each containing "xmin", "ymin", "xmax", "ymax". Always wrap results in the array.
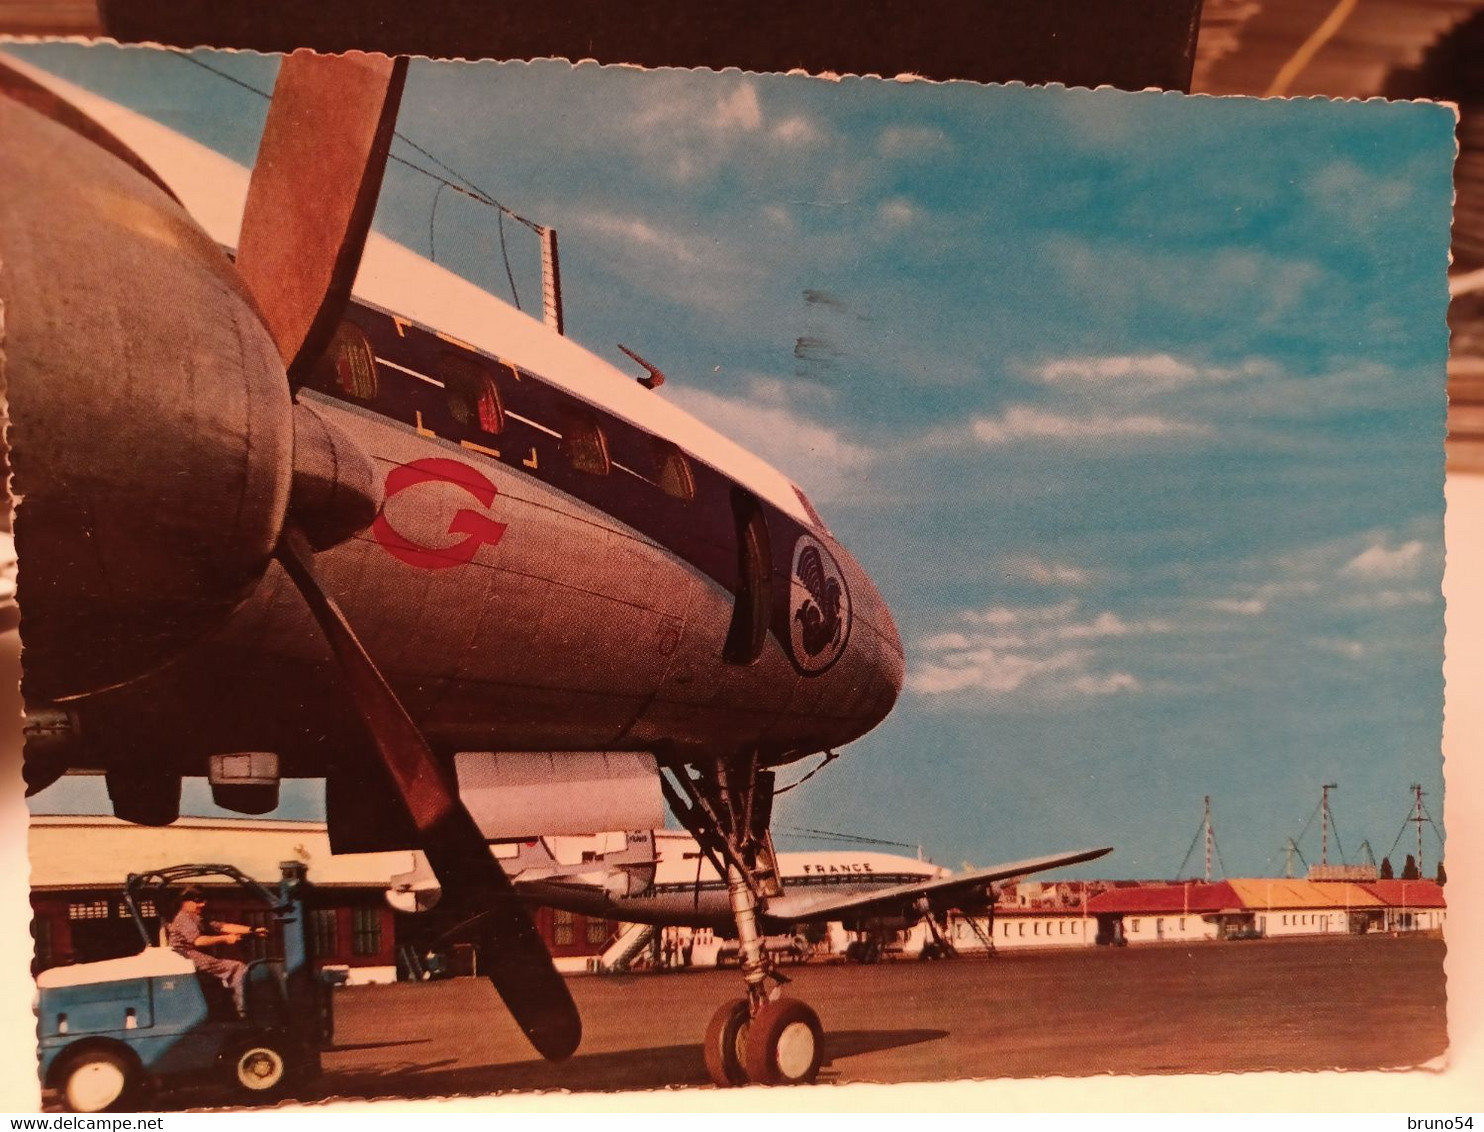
[{"xmin": 662, "ymin": 754, "xmax": 826, "ymax": 1087}]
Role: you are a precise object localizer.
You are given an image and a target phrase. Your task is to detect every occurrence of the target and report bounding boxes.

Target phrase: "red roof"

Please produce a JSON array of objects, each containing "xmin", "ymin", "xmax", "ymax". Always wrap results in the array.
[
  {"xmin": 1360, "ymin": 880, "xmax": 1446, "ymax": 908},
  {"xmin": 1085, "ymin": 881, "xmax": 1240, "ymax": 915}
]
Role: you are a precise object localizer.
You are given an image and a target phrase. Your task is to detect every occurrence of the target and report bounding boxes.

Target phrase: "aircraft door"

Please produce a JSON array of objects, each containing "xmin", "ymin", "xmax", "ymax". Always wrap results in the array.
[{"xmin": 723, "ymin": 487, "xmax": 772, "ymax": 665}]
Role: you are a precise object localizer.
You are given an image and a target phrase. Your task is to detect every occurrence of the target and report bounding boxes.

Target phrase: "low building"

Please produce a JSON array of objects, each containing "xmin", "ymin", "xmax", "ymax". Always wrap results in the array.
[
  {"xmin": 28, "ymin": 815, "xmax": 618, "ymax": 981},
  {"xmin": 1085, "ymin": 882, "xmax": 1242, "ymax": 945},
  {"xmin": 1361, "ymin": 879, "xmax": 1447, "ymax": 932},
  {"xmin": 1224, "ymin": 879, "xmax": 1387, "ymax": 937}
]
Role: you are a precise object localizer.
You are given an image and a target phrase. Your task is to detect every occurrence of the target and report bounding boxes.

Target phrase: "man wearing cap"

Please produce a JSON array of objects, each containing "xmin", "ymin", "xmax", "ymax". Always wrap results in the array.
[{"xmin": 166, "ymin": 887, "xmax": 262, "ymax": 1017}]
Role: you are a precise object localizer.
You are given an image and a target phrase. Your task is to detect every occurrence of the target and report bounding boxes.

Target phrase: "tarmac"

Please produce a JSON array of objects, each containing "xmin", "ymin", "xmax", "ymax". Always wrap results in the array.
[{"xmin": 78, "ymin": 933, "xmax": 1447, "ymax": 1110}]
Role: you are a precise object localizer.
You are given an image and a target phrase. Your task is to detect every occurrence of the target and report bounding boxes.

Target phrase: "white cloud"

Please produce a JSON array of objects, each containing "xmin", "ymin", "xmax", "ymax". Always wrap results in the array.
[
  {"xmin": 1341, "ymin": 539, "xmax": 1426, "ymax": 580},
  {"xmin": 664, "ymin": 378, "xmax": 872, "ymax": 503},
  {"xmin": 878, "ymin": 199, "xmax": 916, "ymax": 228},
  {"xmin": 999, "ymin": 555, "xmax": 1092, "ymax": 587},
  {"xmin": 1030, "ymin": 354, "xmax": 1276, "ymax": 390},
  {"xmin": 771, "ymin": 116, "xmax": 820, "ymax": 145},
  {"xmin": 920, "ymin": 631, "xmax": 971, "ymax": 651},
  {"xmin": 910, "ymin": 600, "xmax": 1163, "ymax": 703},
  {"xmin": 1317, "ymin": 639, "xmax": 1367, "ymax": 660},
  {"xmin": 1306, "ymin": 160, "xmax": 1414, "ymax": 233},
  {"xmin": 1073, "ymin": 673, "xmax": 1142, "ymax": 695},
  {"xmin": 578, "ymin": 211, "xmax": 708, "ymax": 266},
  {"xmin": 971, "ymin": 406, "xmax": 1211, "ymax": 447},
  {"xmin": 627, "ymin": 80, "xmax": 826, "ymax": 184},
  {"xmin": 713, "ymin": 84, "xmax": 763, "ymax": 132},
  {"xmin": 877, "ymin": 125, "xmax": 951, "ymax": 159},
  {"xmin": 1209, "ymin": 597, "xmax": 1268, "ymax": 616},
  {"xmin": 909, "ymin": 647, "xmax": 1087, "ymax": 696}
]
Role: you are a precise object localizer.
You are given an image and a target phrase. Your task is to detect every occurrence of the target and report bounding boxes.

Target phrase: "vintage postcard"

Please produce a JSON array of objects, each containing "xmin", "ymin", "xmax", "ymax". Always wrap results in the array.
[{"xmin": 0, "ymin": 41, "xmax": 1455, "ymax": 1111}]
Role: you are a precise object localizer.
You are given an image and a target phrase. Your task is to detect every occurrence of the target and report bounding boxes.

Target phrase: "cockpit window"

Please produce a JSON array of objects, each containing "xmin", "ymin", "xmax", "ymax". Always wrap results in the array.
[
  {"xmin": 562, "ymin": 414, "xmax": 611, "ymax": 475},
  {"xmin": 653, "ymin": 440, "xmax": 696, "ymax": 501},
  {"xmin": 317, "ymin": 321, "xmax": 378, "ymax": 401},
  {"xmin": 443, "ymin": 354, "xmax": 505, "ymax": 436}
]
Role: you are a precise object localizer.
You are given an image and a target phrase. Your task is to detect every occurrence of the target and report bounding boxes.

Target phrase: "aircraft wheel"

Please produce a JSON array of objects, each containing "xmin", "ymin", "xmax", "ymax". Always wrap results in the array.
[
  {"xmin": 742, "ymin": 998, "xmax": 824, "ymax": 1086},
  {"xmin": 226, "ymin": 1035, "xmax": 291, "ymax": 1098},
  {"xmin": 57, "ymin": 1047, "xmax": 139, "ymax": 1113},
  {"xmin": 703, "ymin": 998, "xmax": 751, "ymax": 1087}
]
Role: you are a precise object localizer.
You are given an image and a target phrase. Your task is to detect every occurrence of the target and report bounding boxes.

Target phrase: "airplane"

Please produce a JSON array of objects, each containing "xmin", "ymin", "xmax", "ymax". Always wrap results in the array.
[
  {"xmin": 0, "ymin": 49, "xmax": 904, "ymax": 1088},
  {"xmin": 388, "ymin": 830, "xmax": 1114, "ymax": 969}
]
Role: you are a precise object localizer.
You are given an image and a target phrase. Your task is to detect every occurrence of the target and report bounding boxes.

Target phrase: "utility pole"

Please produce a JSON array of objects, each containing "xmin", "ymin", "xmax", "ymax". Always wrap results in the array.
[
  {"xmin": 1321, "ymin": 783, "xmax": 1338, "ymax": 867},
  {"xmin": 1203, "ymin": 795, "xmax": 1214, "ymax": 883},
  {"xmin": 1411, "ymin": 783, "xmax": 1426, "ymax": 877}
]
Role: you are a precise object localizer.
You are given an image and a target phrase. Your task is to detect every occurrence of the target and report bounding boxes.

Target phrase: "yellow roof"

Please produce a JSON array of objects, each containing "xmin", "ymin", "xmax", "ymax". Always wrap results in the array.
[{"xmin": 1226, "ymin": 878, "xmax": 1385, "ymax": 910}]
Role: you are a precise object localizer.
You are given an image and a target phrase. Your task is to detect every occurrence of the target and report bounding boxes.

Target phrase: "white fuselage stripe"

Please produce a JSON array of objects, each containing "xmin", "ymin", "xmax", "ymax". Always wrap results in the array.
[{"xmin": 376, "ymin": 356, "xmax": 445, "ymax": 387}]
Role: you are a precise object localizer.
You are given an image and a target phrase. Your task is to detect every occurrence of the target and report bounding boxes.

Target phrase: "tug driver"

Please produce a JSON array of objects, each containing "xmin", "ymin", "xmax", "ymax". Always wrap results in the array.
[{"xmin": 167, "ymin": 886, "xmax": 265, "ymax": 1016}]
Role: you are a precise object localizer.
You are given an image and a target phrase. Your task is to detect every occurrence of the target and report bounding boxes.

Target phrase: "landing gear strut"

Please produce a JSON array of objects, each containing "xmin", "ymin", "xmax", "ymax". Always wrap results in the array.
[{"xmin": 662, "ymin": 754, "xmax": 825, "ymax": 1087}]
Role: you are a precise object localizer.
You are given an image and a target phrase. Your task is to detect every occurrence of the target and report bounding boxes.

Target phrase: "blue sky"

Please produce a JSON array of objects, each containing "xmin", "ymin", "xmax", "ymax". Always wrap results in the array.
[{"xmin": 15, "ymin": 44, "xmax": 1453, "ymax": 879}]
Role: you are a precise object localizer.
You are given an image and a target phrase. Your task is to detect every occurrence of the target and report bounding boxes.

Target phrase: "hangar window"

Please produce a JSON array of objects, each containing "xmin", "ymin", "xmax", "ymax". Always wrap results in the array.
[
  {"xmin": 653, "ymin": 440, "xmax": 696, "ymax": 501},
  {"xmin": 316, "ymin": 320, "xmax": 379, "ymax": 402},
  {"xmin": 585, "ymin": 917, "xmax": 608, "ymax": 946},
  {"xmin": 68, "ymin": 901, "xmax": 111, "ymax": 921},
  {"xmin": 244, "ymin": 911, "xmax": 280, "ymax": 961},
  {"xmin": 553, "ymin": 909, "xmax": 575, "ymax": 946},
  {"xmin": 352, "ymin": 908, "xmax": 382, "ymax": 957},
  {"xmin": 309, "ymin": 909, "xmax": 339, "ymax": 958},
  {"xmin": 443, "ymin": 353, "xmax": 505, "ymax": 436},
  {"xmin": 33, "ymin": 917, "xmax": 53, "ymax": 969},
  {"xmin": 562, "ymin": 415, "xmax": 611, "ymax": 476}
]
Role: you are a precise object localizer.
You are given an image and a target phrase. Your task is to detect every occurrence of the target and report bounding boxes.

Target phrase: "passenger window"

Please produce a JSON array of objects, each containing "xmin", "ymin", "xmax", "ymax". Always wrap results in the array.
[
  {"xmin": 653, "ymin": 440, "xmax": 696, "ymax": 501},
  {"xmin": 317, "ymin": 320, "xmax": 378, "ymax": 401},
  {"xmin": 443, "ymin": 354, "xmax": 504, "ymax": 435},
  {"xmin": 562, "ymin": 414, "xmax": 611, "ymax": 475}
]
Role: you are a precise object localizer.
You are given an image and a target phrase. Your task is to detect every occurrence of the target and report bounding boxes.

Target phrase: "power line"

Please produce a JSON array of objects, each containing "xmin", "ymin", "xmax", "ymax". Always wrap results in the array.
[
  {"xmin": 170, "ymin": 51, "xmax": 539, "ymax": 307},
  {"xmin": 778, "ymin": 825, "xmax": 916, "ymax": 851}
]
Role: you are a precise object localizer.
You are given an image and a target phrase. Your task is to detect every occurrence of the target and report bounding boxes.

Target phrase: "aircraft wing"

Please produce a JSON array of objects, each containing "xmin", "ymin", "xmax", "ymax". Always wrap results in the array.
[{"xmin": 763, "ymin": 846, "xmax": 1113, "ymax": 923}]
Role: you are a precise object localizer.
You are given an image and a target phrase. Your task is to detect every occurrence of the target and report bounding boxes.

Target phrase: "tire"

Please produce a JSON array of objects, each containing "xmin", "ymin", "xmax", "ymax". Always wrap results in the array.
[
  {"xmin": 226, "ymin": 1036, "xmax": 290, "ymax": 1099},
  {"xmin": 58, "ymin": 1047, "xmax": 139, "ymax": 1113},
  {"xmin": 742, "ymin": 998, "xmax": 824, "ymax": 1086},
  {"xmin": 702, "ymin": 998, "xmax": 751, "ymax": 1087}
]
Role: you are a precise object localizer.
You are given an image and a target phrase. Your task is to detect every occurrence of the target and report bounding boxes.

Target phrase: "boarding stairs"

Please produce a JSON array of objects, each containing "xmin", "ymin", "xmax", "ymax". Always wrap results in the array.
[{"xmin": 591, "ymin": 922, "xmax": 655, "ymax": 973}]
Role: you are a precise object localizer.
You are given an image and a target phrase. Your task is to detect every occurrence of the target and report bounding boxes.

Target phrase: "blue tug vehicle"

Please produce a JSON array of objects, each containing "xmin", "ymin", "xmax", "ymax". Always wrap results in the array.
[{"xmin": 36, "ymin": 861, "xmax": 331, "ymax": 1112}]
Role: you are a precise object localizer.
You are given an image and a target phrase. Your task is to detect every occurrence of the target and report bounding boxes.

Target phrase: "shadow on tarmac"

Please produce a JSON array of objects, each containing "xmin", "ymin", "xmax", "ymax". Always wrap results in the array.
[{"xmin": 301, "ymin": 1028, "xmax": 949, "ymax": 1103}]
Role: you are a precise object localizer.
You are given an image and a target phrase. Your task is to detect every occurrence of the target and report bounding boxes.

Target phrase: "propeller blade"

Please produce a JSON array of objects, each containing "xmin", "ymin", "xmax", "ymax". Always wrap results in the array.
[
  {"xmin": 236, "ymin": 51, "xmax": 407, "ymax": 382},
  {"xmin": 276, "ymin": 533, "xmax": 581, "ymax": 1061}
]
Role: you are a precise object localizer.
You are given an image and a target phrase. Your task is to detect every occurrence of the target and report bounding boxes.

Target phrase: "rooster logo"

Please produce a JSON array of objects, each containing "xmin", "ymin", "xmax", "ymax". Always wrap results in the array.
[{"xmin": 789, "ymin": 535, "xmax": 851, "ymax": 674}]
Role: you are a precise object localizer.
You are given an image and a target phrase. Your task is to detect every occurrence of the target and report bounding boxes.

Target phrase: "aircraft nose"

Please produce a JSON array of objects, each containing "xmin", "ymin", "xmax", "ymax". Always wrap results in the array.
[
  {"xmin": 777, "ymin": 535, "xmax": 902, "ymax": 753},
  {"xmin": 839, "ymin": 549, "xmax": 904, "ymax": 738}
]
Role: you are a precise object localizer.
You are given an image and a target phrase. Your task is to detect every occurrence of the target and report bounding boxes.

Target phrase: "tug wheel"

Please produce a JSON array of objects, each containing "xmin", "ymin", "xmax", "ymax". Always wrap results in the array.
[
  {"xmin": 742, "ymin": 998, "xmax": 824, "ymax": 1086},
  {"xmin": 226, "ymin": 1036, "xmax": 290, "ymax": 1098},
  {"xmin": 702, "ymin": 998, "xmax": 751, "ymax": 1087},
  {"xmin": 57, "ymin": 1046, "xmax": 139, "ymax": 1113}
]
